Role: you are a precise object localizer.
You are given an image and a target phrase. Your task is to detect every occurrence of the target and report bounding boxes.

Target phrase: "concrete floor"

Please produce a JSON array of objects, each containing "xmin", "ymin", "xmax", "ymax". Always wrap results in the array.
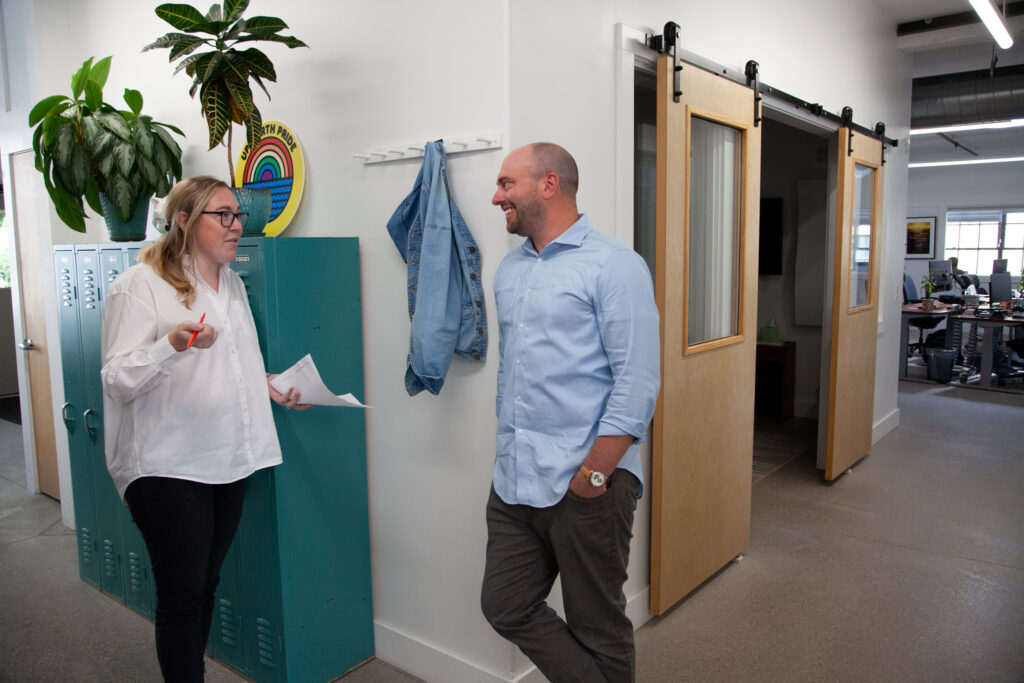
[{"xmin": 1, "ymin": 383, "xmax": 1022, "ymax": 682}]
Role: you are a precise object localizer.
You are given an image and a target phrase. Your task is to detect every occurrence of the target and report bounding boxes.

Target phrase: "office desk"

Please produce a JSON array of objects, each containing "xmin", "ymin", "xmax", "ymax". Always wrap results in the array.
[
  {"xmin": 900, "ymin": 304, "xmax": 956, "ymax": 379},
  {"xmin": 949, "ymin": 312, "xmax": 1024, "ymax": 389}
]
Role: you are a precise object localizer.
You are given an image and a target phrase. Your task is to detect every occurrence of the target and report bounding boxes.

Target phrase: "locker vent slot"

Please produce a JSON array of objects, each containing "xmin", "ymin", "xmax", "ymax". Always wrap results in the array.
[{"xmin": 217, "ymin": 598, "xmax": 237, "ymax": 646}]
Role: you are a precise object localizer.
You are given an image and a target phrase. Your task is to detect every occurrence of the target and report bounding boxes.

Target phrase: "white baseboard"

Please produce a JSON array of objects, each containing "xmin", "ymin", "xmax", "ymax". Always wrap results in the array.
[
  {"xmin": 374, "ymin": 587, "xmax": 654, "ymax": 683},
  {"xmin": 375, "ymin": 620, "xmax": 518, "ymax": 683},
  {"xmin": 872, "ymin": 406, "xmax": 900, "ymax": 445}
]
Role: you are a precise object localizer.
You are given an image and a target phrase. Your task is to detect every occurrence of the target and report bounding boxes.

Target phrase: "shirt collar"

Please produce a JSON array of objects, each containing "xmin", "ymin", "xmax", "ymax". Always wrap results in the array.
[{"xmin": 523, "ymin": 214, "xmax": 592, "ymax": 256}]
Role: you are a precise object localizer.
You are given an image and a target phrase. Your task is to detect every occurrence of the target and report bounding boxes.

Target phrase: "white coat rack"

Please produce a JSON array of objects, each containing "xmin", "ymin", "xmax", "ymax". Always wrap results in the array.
[{"xmin": 353, "ymin": 133, "xmax": 503, "ymax": 165}]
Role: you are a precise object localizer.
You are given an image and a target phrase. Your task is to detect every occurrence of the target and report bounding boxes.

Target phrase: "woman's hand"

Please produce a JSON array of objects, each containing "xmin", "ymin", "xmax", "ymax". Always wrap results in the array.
[
  {"xmin": 169, "ymin": 319, "xmax": 217, "ymax": 352},
  {"xmin": 267, "ymin": 374, "xmax": 313, "ymax": 411}
]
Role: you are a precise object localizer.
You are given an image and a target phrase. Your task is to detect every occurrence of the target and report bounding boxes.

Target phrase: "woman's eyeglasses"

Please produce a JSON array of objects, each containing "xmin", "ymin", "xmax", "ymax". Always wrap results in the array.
[{"xmin": 202, "ymin": 210, "xmax": 250, "ymax": 228}]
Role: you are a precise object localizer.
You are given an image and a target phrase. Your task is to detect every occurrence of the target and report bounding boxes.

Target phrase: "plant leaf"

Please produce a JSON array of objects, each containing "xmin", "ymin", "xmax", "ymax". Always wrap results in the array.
[
  {"xmin": 41, "ymin": 115, "xmax": 66, "ymax": 147},
  {"xmin": 152, "ymin": 124, "xmax": 184, "ymax": 159},
  {"xmin": 96, "ymin": 111, "xmax": 132, "ymax": 140},
  {"xmin": 112, "ymin": 136, "xmax": 137, "ymax": 178},
  {"xmin": 105, "ymin": 172, "xmax": 135, "ymax": 222},
  {"xmin": 239, "ymin": 47, "xmax": 275, "ymax": 81},
  {"xmin": 249, "ymin": 73, "xmax": 270, "ymax": 100},
  {"xmin": 60, "ymin": 144, "xmax": 91, "ymax": 195},
  {"xmin": 242, "ymin": 107, "xmax": 262, "ymax": 153},
  {"xmin": 28, "ymin": 95, "xmax": 71, "ymax": 127},
  {"xmin": 133, "ymin": 119, "xmax": 156, "ymax": 159},
  {"xmin": 96, "ymin": 151, "xmax": 115, "ymax": 178},
  {"xmin": 53, "ymin": 123, "xmax": 75, "ymax": 169},
  {"xmin": 169, "ymin": 36, "xmax": 207, "ymax": 61},
  {"xmin": 151, "ymin": 120, "xmax": 185, "ymax": 137},
  {"xmin": 220, "ymin": 50, "xmax": 250, "ymax": 83},
  {"xmin": 89, "ymin": 56, "xmax": 112, "ymax": 90},
  {"xmin": 84, "ymin": 81, "xmax": 103, "ymax": 111},
  {"xmin": 44, "ymin": 177, "xmax": 87, "ymax": 233},
  {"xmin": 223, "ymin": 75, "xmax": 254, "ymax": 116},
  {"xmin": 235, "ymin": 33, "xmax": 307, "ymax": 48},
  {"xmin": 239, "ymin": 15, "xmax": 287, "ymax": 33},
  {"xmin": 123, "ymin": 88, "xmax": 143, "ymax": 116},
  {"xmin": 174, "ymin": 51, "xmax": 207, "ymax": 76},
  {"xmin": 224, "ymin": 0, "xmax": 249, "ymax": 23},
  {"xmin": 201, "ymin": 81, "xmax": 231, "ymax": 149},
  {"xmin": 71, "ymin": 57, "xmax": 93, "ymax": 100},
  {"xmin": 139, "ymin": 155, "xmax": 160, "ymax": 189},
  {"xmin": 32, "ymin": 126, "xmax": 46, "ymax": 172},
  {"xmin": 142, "ymin": 32, "xmax": 196, "ymax": 51},
  {"xmin": 155, "ymin": 3, "xmax": 209, "ymax": 32},
  {"xmin": 85, "ymin": 178, "xmax": 103, "ymax": 216}
]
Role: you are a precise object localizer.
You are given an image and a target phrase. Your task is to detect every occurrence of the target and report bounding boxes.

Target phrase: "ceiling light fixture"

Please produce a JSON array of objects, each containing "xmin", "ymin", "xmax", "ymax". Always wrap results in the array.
[
  {"xmin": 967, "ymin": 0, "xmax": 1014, "ymax": 49},
  {"xmin": 909, "ymin": 118, "xmax": 1024, "ymax": 135},
  {"xmin": 909, "ymin": 156, "xmax": 1024, "ymax": 168}
]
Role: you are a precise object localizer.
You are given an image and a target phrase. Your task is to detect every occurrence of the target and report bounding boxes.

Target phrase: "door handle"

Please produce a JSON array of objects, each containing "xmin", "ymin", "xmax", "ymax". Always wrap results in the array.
[
  {"xmin": 62, "ymin": 402, "xmax": 75, "ymax": 428},
  {"xmin": 18, "ymin": 339, "xmax": 36, "ymax": 350},
  {"xmin": 83, "ymin": 408, "xmax": 98, "ymax": 436}
]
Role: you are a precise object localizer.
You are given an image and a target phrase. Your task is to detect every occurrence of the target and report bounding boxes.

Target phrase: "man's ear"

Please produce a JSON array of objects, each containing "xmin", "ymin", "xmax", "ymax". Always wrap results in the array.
[{"xmin": 539, "ymin": 172, "xmax": 560, "ymax": 199}]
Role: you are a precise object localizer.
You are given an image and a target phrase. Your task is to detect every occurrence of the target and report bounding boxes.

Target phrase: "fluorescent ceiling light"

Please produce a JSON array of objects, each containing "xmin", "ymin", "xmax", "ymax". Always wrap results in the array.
[
  {"xmin": 968, "ymin": 0, "xmax": 1014, "ymax": 49},
  {"xmin": 909, "ymin": 118, "xmax": 1024, "ymax": 135},
  {"xmin": 909, "ymin": 156, "xmax": 1024, "ymax": 168}
]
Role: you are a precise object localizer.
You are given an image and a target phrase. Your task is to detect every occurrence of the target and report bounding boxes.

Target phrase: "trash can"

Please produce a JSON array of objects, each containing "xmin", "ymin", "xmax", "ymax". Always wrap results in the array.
[{"xmin": 926, "ymin": 347, "xmax": 956, "ymax": 384}]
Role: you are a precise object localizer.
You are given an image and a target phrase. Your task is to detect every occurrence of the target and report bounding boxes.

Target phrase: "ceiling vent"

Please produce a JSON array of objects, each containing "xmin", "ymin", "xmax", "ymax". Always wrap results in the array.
[{"xmin": 911, "ymin": 64, "xmax": 1024, "ymax": 128}]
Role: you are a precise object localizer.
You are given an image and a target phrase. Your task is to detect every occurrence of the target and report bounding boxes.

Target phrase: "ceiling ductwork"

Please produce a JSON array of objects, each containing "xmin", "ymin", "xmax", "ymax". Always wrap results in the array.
[{"xmin": 911, "ymin": 64, "xmax": 1024, "ymax": 128}]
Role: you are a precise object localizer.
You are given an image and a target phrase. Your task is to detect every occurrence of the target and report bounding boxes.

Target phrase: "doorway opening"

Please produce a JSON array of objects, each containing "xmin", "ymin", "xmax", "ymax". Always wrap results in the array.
[
  {"xmin": 633, "ymin": 69, "xmax": 833, "ymax": 487},
  {"xmin": 751, "ymin": 115, "xmax": 831, "ymax": 482}
]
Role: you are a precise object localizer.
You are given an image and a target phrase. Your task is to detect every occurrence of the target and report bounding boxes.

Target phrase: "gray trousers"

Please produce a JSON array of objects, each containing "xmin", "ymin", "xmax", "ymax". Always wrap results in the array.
[{"xmin": 481, "ymin": 470, "xmax": 640, "ymax": 683}]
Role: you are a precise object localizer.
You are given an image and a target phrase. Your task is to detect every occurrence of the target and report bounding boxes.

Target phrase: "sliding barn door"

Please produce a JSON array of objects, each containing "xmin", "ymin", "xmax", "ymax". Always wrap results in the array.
[
  {"xmin": 824, "ymin": 128, "xmax": 883, "ymax": 480},
  {"xmin": 649, "ymin": 56, "xmax": 761, "ymax": 614}
]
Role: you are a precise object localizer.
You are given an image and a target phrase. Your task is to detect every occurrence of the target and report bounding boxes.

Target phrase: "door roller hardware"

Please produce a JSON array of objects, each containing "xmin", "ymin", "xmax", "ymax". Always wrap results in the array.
[{"xmin": 647, "ymin": 21, "xmax": 682, "ymax": 102}]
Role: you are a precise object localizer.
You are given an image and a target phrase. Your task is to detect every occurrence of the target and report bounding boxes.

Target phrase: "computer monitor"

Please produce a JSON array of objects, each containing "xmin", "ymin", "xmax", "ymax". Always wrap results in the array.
[
  {"xmin": 993, "ymin": 259, "xmax": 1008, "ymax": 274},
  {"xmin": 928, "ymin": 259, "xmax": 954, "ymax": 292},
  {"xmin": 989, "ymin": 271, "xmax": 1012, "ymax": 303}
]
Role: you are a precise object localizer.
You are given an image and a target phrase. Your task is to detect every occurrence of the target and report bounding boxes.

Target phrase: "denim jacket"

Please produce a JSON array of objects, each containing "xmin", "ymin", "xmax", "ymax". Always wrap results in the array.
[{"xmin": 386, "ymin": 141, "xmax": 487, "ymax": 395}]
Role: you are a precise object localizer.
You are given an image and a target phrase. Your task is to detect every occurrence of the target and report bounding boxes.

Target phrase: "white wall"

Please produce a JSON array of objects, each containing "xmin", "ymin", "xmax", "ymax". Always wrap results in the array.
[{"xmin": 1, "ymin": 0, "xmax": 914, "ymax": 681}]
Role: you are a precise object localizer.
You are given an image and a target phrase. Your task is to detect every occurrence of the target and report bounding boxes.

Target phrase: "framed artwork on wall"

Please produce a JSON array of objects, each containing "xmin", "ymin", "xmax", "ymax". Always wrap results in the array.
[{"xmin": 905, "ymin": 217, "xmax": 936, "ymax": 259}]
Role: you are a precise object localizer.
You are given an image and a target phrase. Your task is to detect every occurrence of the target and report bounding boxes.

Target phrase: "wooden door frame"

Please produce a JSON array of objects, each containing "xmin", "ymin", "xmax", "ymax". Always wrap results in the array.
[{"xmin": 3, "ymin": 142, "xmax": 81, "ymax": 522}]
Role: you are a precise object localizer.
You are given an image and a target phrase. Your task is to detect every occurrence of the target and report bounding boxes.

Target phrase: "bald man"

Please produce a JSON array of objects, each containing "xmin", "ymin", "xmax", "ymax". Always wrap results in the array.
[{"xmin": 481, "ymin": 143, "xmax": 660, "ymax": 682}]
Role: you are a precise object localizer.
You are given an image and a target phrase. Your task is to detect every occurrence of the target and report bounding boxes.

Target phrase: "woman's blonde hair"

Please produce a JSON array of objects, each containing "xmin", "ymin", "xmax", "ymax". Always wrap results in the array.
[{"xmin": 139, "ymin": 176, "xmax": 230, "ymax": 308}]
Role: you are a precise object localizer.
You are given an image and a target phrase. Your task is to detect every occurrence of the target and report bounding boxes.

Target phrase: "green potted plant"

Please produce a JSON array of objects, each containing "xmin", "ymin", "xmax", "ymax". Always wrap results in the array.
[
  {"xmin": 29, "ymin": 56, "xmax": 184, "ymax": 240},
  {"xmin": 920, "ymin": 269, "xmax": 936, "ymax": 311},
  {"xmin": 144, "ymin": 0, "xmax": 307, "ymax": 235}
]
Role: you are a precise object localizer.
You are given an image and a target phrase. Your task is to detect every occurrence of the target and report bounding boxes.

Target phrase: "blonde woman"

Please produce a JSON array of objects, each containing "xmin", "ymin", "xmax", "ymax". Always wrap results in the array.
[{"xmin": 101, "ymin": 176, "xmax": 309, "ymax": 681}]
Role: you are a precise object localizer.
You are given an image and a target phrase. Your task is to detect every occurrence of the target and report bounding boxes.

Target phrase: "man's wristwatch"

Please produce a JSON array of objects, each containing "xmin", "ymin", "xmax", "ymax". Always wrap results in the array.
[{"xmin": 579, "ymin": 463, "xmax": 607, "ymax": 487}]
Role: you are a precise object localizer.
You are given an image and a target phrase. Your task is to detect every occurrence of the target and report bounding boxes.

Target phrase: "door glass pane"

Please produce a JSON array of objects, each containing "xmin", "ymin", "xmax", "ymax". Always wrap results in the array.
[
  {"xmin": 688, "ymin": 116, "xmax": 740, "ymax": 345},
  {"xmin": 849, "ymin": 163, "xmax": 874, "ymax": 308}
]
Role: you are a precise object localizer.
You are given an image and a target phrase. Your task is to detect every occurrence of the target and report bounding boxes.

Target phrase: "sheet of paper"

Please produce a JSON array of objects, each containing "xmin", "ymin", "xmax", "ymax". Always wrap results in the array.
[{"xmin": 269, "ymin": 354, "xmax": 369, "ymax": 408}]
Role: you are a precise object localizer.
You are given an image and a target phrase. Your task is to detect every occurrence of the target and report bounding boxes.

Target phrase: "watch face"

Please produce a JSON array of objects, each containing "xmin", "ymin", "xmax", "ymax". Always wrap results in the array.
[{"xmin": 589, "ymin": 471, "xmax": 606, "ymax": 487}]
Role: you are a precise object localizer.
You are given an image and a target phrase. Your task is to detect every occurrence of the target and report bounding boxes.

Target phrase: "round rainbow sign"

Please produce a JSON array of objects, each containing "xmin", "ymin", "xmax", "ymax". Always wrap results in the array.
[{"xmin": 234, "ymin": 121, "xmax": 305, "ymax": 237}]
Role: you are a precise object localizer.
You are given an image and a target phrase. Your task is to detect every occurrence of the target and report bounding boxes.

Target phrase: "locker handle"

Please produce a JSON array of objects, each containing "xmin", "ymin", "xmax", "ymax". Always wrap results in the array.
[
  {"xmin": 62, "ymin": 402, "xmax": 75, "ymax": 427},
  {"xmin": 83, "ymin": 409, "xmax": 98, "ymax": 436}
]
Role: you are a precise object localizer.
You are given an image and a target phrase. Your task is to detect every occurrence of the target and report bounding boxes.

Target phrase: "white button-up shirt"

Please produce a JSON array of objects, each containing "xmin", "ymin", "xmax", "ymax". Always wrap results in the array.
[{"xmin": 101, "ymin": 262, "xmax": 282, "ymax": 498}]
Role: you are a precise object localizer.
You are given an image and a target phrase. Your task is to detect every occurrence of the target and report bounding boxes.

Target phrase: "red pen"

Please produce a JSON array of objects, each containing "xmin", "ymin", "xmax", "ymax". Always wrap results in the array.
[{"xmin": 186, "ymin": 313, "xmax": 206, "ymax": 349}]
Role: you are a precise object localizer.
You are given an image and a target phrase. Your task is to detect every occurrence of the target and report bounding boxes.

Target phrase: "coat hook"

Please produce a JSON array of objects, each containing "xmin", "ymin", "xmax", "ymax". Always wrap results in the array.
[
  {"xmin": 450, "ymin": 139, "xmax": 469, "ymax": 147},
  {"xmin": 388, "ymin": 148, "xmax": 406, "ymax": 155},
  {"xmin": 352, "ymin": 153, "xmax": 371, "ymax": 159},
  {"xmin": 369, "ymin": 150, "xmax": 388, "ymax": 157},
  {"xmin": 409, "ymin": 144, "xmax": 425, "ymax": 151}
]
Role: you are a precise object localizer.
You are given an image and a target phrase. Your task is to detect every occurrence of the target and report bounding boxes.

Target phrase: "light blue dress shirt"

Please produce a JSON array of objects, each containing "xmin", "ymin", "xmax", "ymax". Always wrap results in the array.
[{"xmin": 493, "ymin": 214, "xmax": 661, "ymax": 508}]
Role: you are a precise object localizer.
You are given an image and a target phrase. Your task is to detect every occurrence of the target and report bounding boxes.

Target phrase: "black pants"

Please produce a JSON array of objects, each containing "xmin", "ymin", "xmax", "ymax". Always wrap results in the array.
[
  {"xmin": 481, "ymin": 470, "xmax": 640, "ymax": 683},
  {"xmin": 125, "ymin": 476, "xmax": 247, "ymax": 683}
]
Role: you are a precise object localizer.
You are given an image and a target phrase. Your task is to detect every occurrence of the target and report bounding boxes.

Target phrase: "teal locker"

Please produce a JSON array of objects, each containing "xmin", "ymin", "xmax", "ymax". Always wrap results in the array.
[
  {"xmin": 54, "ymin": 247, "xmax": 100, "ymax": 588},
  {"xmin": 55, "ymin": 238, "xmax": 374, "ymax": 681}
]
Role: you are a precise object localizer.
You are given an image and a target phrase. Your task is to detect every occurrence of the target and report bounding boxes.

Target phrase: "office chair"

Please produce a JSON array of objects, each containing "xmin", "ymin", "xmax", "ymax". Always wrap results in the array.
[{"xmin": 904, "ymin": 273, "xmax": 944, "ymax": 357}]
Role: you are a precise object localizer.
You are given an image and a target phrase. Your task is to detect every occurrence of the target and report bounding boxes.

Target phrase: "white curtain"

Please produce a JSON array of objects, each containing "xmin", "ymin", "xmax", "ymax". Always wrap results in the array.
[{"xmin": 688, "ymin": 117, "xmax": 739, "ymax": 344}]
